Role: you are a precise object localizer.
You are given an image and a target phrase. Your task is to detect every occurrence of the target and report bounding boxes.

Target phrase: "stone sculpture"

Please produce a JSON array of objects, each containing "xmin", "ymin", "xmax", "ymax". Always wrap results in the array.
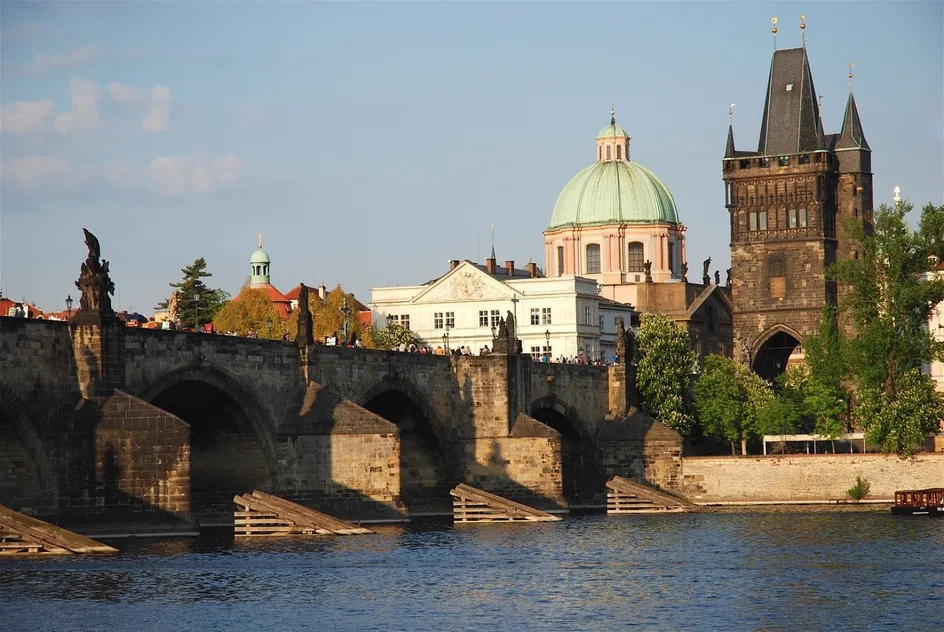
[
  {"xmin": 505, "ymin": 310, "xmax": 516, "ymax": 341},
  {"xmin": 643, "ymin": 260, "xmax": 653, "ymax": 283},
  {"xmin": 702, "ymin": 257, "xmax": 712, "ymax": 285},
  {"xmin": 295, "ymin": 283, "xmax": 314, "ymax": 346},
  {"xmin": 74, "ymin": 228, "xmax": 115, "ymax": 320},
  {"xmin": 681, "ymin": 262, "xmax": 688, "ymax": 283},
  {"xmin": 726, "ymin": 268, "xmax": 732, "ymax": 287}
]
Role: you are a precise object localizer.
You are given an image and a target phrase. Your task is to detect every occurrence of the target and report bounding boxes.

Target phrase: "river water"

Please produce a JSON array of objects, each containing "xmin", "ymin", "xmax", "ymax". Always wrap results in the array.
[{"xmin": 1, "ymin": 509, "xmax": 940, "ymax": 631}]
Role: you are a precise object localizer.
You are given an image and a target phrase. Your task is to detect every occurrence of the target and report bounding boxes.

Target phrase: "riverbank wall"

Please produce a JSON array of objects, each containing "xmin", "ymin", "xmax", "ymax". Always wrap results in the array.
[{"xmin": 673, "ymin": 453, "xmax": 944, "ymax": 504}]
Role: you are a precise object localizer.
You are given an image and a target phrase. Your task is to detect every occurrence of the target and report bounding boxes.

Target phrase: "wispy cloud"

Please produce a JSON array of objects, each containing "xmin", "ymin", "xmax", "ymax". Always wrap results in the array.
[
  {"xmin": 53, "ymin": 77, "xmax": 103, "ymax": 135},
  {"xmin": 108, "ymin": 81, "xmax": 173, "ymax": 132},
  {"xmin": 0, "ymin": 100, "xmax": 56, "ymax": 135},
  {"xmin": 33, "ymin": 44, "xmax": 101, "ymax": 72}
]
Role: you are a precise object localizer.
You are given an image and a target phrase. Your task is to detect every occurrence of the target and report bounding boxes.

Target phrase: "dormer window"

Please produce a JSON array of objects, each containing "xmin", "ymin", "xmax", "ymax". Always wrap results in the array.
[{"xmin": 786, "ymin": 84, "xmax": 794, "ymax": 91}]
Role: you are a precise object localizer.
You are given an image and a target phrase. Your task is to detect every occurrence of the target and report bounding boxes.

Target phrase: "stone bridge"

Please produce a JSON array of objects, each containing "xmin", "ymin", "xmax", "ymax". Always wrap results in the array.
[{"xmin": 0, "ymin": 316, "xmax": 680, "ymax": 528}]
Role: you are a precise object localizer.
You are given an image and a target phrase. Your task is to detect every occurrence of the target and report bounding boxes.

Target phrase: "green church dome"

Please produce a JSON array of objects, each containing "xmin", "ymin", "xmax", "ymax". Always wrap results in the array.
[
  {"xmin": 548, "ymin": 160, "xmax": 680, "ymax": 229},
  {"xmin": 250, "ymin": 248, "xmax": 270, "ymax": 264},
  {"xmin": 597, "ymin": 123, "xmax": 629, "ymax": 139}
]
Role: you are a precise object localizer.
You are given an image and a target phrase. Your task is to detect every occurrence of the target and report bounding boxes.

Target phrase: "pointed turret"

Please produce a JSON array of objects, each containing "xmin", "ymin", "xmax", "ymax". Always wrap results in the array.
[
  {"xmin": 725, "ymin": 124, "xmax": 736, "ymax": 159},
  {"xmin": 757, "ymin": 47, "xmax": 824, "ymax": 155},
  {"xmin": 835, "ymin": 91, "xmax": 870, "ymax": 151}
]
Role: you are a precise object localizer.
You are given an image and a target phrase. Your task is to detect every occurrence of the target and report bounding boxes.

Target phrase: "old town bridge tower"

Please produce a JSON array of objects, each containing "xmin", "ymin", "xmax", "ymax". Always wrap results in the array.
[{"xmin": 723, "ymin": 31, "xmax": 873, "ymax": 380}]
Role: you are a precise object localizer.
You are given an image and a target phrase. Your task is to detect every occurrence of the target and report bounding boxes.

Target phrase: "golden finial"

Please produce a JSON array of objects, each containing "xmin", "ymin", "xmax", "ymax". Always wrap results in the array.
[
  {"xmin": 799, "ymin": 14, "xmax": 806, "ymax": 46},
  {"xmin": 771, "ymin": 17, "xmax": 778, "ymax": 49},
  {"xmin": 257, "ymin": 232, "xmax": 263, "ymax": 249},
  {"xmin": 728, "ymin": 103, "xmax": 736, "ymax": 124},
  {"xmin": 610, "ymin": 104, "xmax": 615, "ymax": 125},
  {"xmin": 848, "ymin": 62, "xmax": 855, "ymax": 91}
]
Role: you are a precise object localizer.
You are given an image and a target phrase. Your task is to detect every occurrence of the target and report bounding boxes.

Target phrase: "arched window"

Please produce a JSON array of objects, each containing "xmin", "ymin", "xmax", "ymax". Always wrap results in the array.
[
  {"xmin": 557, "ymin": 246, "xmax": 565, "ymax": 277},
  {"xmin": 586, "ymin": 244, "xmax": 601, "ymax": 274},
  {"xmin": 627, "ymin": 242, "xmax": 644, "ymax": 272},
  {"xmin": 606, "ymin": 145, "xmax": 611, "ymax": 160},
  {"xmin": 616, "ymin": 145, "xmax": 622, "ymax": 160},
  {"xmin": 598, "ymin": 147, "xmax": 602, "ymax": 161}
]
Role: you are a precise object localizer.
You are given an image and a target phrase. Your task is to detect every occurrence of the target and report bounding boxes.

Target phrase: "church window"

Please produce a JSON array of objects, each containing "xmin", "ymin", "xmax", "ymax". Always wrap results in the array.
[
  {"xmin": 789, "ymin": 209, "xmax": 798, "ymax": 228},
  {"xmin": 479, "ymin": 310, "xmax": 489, "ymax": 327},
  {"xmin": 767, "ymin": 252, "xmax": 787, "ymax": 299},
  {"xmin": 616, "ymin": 145, "xmax": 622, "ymax": 160},
  {"xmin": 799, "ymin": 208, "xmax": 808, "ymax": 227},
  {"xmin": 749, "ymin": 212, "xmax": 758, "ymax": 231},
  {"xmin": 778, "ymin": 156, "xmax": 789, "ymax": 167},
  {"xmin": 586, "ymin": 244, "xmax": 601, "ymax": 274},
  {"xmin": 542, "ymin": 308, "xmax": 552, "ymax": 325},
  {"xmin": 557, "ymin": 246, "xmax": 565, "ymax": 277},
  {"xmin": 445, "ymin": 312, "xmax": 455, "ymax": 329},
  {"xmin": 759, "ymin": 211, "xmax": 768, "ymax": 231},
  {"xmin": 434, "ymin": 312, "xmax": 444, "ymax": 329},
  {"xmin": 584, "ymin": 306, "xmax": 591, "ymax": 325},
  {"xmin": 530, "ymin": 308, "xmax": 540, "ymax": 326},
  {"xmin": 627, "ymin": 242, "xmax": 644, "ymax": 272}
]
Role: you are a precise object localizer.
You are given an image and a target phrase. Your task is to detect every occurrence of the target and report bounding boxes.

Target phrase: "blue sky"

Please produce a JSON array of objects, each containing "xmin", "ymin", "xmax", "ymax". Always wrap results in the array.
[{"xmin": 1, "ymin": 1, "xmax": 941, "ymax": 315}]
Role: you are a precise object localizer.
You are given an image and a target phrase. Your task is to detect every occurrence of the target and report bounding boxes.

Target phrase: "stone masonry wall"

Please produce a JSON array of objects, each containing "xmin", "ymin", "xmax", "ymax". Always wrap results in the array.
[
  {"xmin": 677, "ymin": 453, "xmax": 944, "ymax": 503},
  {"xmin": 460, "ymin": 436, "xmax": 565, "ymax": 509},
  {"xmin": 597, "ymin": 439, "xmax": 683, "ymax": 491},
  {"xmin": 0, "ymin": 416, "xmax": 46, "ymax": 515},
  {"xmin": 530, "ymin": 362, "xmax": 610, "ymax": 436}
]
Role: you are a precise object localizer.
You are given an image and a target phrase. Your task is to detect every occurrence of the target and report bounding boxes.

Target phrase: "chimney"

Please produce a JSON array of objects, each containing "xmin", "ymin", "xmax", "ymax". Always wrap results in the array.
[
  {"xmin": 318, "ymin": 284, "xmax": 327, "ymax": 300},
  {"xmin": 449, "ymin": 259, "xmax": 460, "ymax": 271},
  {"xmin": 505, "ymin": 260, "xmax": 515, "ymax": 277},
  {"xmin": 527, "ymin": 261, "xmax": 538, "ymax": 278},
  {"xmin": 486, "ymin": 256, "xmax": 496, "ymax": 274}
]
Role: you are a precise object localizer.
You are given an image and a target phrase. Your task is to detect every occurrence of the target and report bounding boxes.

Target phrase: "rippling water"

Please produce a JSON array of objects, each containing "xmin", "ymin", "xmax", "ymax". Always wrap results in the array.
[{"xmin": 1, "ymin": 510, "xmax": 941, "ymax": 631}]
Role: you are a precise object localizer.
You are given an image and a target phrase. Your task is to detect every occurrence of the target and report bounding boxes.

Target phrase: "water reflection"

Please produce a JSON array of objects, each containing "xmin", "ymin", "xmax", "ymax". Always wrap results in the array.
[{"xmin": 0, "ymin": 511, "xmax": 940, "ymax": 631}]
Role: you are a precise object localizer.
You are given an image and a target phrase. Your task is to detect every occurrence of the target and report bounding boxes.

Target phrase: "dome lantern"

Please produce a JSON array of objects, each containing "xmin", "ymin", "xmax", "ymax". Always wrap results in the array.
[
  {"xmin": 595, "ymin": 107, "xmax": 631, "ymax": 163},
  {"xmin": 249, "ymin": 233, "xmax": 271, "ymax": 287}
]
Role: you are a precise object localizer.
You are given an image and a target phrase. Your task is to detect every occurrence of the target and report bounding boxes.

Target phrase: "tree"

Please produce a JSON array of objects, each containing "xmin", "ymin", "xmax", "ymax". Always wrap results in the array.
[
  {"xmin": 830, "ymin": 200, "xmax": 944, "ymax": 455},
  {"xmin": 803, "ymin": 378, "xmax": 847, "ymax": 452},
  {"xmin": 372, "ymin": 322, "xmax": 421, "ymax": 350},
  {"xmin": 803, "ymin": 306, "xmax": 846, "ymax": 392},
  {"xmin": 284, "ymin": 284, "xmax": 373, "ymax": 347},
  {"xmin": 213, "ymin": 287, "xmax": 285, "ymax": 340},
  {"xmin": 168, "ymin": 258, "xmax": 229, "ymax": 329},
  {"xmin": 694, "ymin": 354, "xmax": 774, "ymax": 455},
  {"xmin": 635, "ymin": 313, "xmax": 697, "ymax": 435}
]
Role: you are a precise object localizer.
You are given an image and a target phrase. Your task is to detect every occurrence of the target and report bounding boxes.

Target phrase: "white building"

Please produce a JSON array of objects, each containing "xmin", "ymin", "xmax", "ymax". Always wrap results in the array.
[
  {"xmin": 922, "ymin": 261, "xmax": 944, "ymax": 392},
  {"xmin": 371, "ymin": 259, "xmax": 637, "ymax": 361}
]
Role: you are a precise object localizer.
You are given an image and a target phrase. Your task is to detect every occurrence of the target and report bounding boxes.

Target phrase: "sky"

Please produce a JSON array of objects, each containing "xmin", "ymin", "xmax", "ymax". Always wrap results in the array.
[{"xmin": 1, "ymin": 1, "xmax": 942, "ymax": 316}]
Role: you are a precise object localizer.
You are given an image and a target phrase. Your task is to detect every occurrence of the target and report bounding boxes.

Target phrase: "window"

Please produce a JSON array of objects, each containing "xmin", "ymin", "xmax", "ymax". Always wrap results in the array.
[
  {"xmin": 759, "ymin": 211, "xmax": 768, "ymax": 231},
  {"xmin": 530, "ymin": 308, "xmax": 540, "ymax": 326},
  {"xmin": 387, "ymin": 315, "xmax": 397, "ymax": 325},
  {"xmin": 434, "ymin": 312, "xmax": 444, "ymax": 329},
  {"xmin": 599, "ymin": 315, "xmax": 605, "ymax": 331},
  {"xmin": 768, "ymin": 252, "xmax": 787, "ymax": 299},
  {"xmin": 543, "ymin": 345, "xmax": 552, "ymax": 357},
  {"xmin": 798, "ymin": 154, "xmax": 810, "ymax": 165},
  {"xmin": 490, "ymin": 310, "xmax": 501, "ymax": 328},
  {"xmin": 586, "ymin": 244, "xmax": 601, "ymax": 274},
  {"xmin": 786, "ymin": 83, "xmax": 794, "ymax": 91},
  {"xmin": 445, "ymin": 312, "xmax": 455, "ymax": 329},
  {"xmin": 778, "ymin": 156, "xmax": 789, "ymax": 166},
  {"xmin": 557, "ymin": 246, "xmax": 565, "ymax": 277},
  {"xmin": 749, "ymin": 212, "xmax": 758, "ymax": 231},
  {"xmin": 739, "ymin": 159, "xmax": 751, "ymax": 169},
  {"xmin": 388, "ymin": 314, "xmax": 410, "ymax": 330},
  {"xmin": 789, "ymin": 209, "xmax": 798, "ymax": 228},
  {"xmin": 401, "ymin": 315, "xmax": 410, "ymax": 330},
  {"xmin": 759, "ymin": 157, "xmax": 770, "ymax": 167},
  {"xmin": 606, "ymin": 145, "xmax": 611, "ymax": 160},
  {"xmin": 541, "ymin": 308, "xmax": 552, "ymax": 325},
  {"xmin": 668, "ymin": 242, "xmax": 675, "ymax": 273},
  {"xmin": 530, "ymin": 346, "xmax": 542, "ymax": 361},
  {"xmin": 479, "ymin": 310, "xmax": 489, "ymax": 327},
  {"xmin": 616, "ymin": 145, "xmax": 622, "ymax": 160},
  {"xmin": 584, "ymin": 306, "xmax": 591, "ymax": 325},
  {"xmin": 627, "ymin": 242, "xmax": 644, "ymax": 272},
  {"xmin": 799, "ymin": 208, "xmax": 808, "ymax": 227}
]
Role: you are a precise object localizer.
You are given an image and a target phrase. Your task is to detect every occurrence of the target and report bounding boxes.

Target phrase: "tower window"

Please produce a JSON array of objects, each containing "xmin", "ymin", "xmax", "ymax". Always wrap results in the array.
[
  {"xmin": 789, "ymin": 209, "xmax": 797, "ymax": 228},
  {"xmin": 616, "ymin": 145, "xmax": 622, "ymax": 160},
  {"xmin": 586, "ymin": 244, "xmax": 601, "ymax": 274},
  {"xmin": 778, "ymin": 156, "xmax": 789, "ymax": 166},
  {"xmin": 759, "ymin": 211, "xmax": 768, "ymax": 231},
  {"xmin": 799, "ymin": 208, "xmax": 808, "ymax": 227},
  {"xmin": 557, "ymin": 246, "xmax": 564, "ymax": 277},
  {"xmin": 750, "ymin": 212, "xmax": 758, "ymax": 231},
  {"xmin": 739, "ymin": 160, "xmax": 751, "ymax": 169},
  {"xmin": 767, "ymin": 252, "xmax": 787, "ymax": 299},
  {"xmin": 627, "ymin": 242, "xmax": 644, "ymax": 272},
  {"xmin": 606, "ymin": 145, "xmax": 611, "ymax": 160},
  {"xmin": 799, "ymin": 154, "xmax": 810, "ymax": 165},
  {"xmin": 786, "ymin": 84, "xmax": 794, "ymax": 91}
]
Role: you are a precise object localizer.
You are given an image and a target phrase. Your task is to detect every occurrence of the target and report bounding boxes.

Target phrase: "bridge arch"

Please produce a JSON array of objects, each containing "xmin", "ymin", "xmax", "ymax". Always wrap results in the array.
[
  {"xmin": 529, "ymin": 395, "xmax": 599, "ymax": 504},
  {"xmin": 0, "ymin": 385, "xmax": 56, "ymax": 514},
  {"xmin": 751, "ymin": 324, "xmax": 803, "ymax": 381},
  {"xmin": 141, "ymin": 363, "xmax": 276, "ymax": 519},
  {"xmin": 358, "ymin": 375, "xmax": 453, "ymax": 512}
]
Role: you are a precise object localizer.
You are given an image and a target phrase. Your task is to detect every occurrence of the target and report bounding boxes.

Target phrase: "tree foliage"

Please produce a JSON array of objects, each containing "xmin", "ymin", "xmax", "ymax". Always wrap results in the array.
[
  {"xmin": 830, "ymin": 200, "xmax": 944, "ymax": 455},
  {"xmin": 635, "ymin": 313, "xmax": 697, "ymax": 435},
  {"xmin": 372, "ymin": 322, "xmax": 420, "ymax": 350},
  {"xmin": 284, "ymin": 284, "xmax": 373, "ymax": 347},
  {"xmin": 213, "ymin": 287, "xmax": 285, "ymax": 340},
  {"xmin": 167, "ymin": 258, "xmax": 229, "ymax": 329},
  {"xmin": 694, "ymin": 354, "xmax": 774, "ymax": 454}
]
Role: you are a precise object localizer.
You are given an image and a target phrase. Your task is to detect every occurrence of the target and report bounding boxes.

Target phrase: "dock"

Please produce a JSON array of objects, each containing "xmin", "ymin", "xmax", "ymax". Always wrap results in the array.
[
  {"xmin": 0, "ymin": 504, "xmax": 117, "ymax": 555},
  {"xmin": 233, "ymin": 490, "xmax": 373, "ymax": 536},
  {"xmin": 449, "ymin": 483, "xmax": 561, "ymax": 523},
  {"xmin": 606, "ymin": 476, "xmax": 691, "ymax": 514}
]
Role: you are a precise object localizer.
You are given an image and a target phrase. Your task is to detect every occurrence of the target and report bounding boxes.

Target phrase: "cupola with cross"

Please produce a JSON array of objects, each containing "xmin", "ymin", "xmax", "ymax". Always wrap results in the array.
[{"xmin": 249, "ymin": 233, "xmax": 271, "ymax": 287}]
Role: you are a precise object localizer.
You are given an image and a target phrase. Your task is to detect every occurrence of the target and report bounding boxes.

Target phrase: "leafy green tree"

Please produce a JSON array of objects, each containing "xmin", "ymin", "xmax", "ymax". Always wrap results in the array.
[
  {"xmin": 830, "ymin": 200, "xmax": 944, "ymax": 455},
  {"xmin": 635, "ymin": 314, "xmax": 697, "ymax": 435},
  {"xmin": 168, "ymin": 258, "xmax": 229, "ymax": 329},
  {"xmin": 803, "ymin": 306, "xmax": 846, "ymax": 392},
  {"xmin": 803, "ymin": 378, "xmax": 847, "ymax": 452},
  {"xmin": 694, "ymin": 354, "xmax": 774, "ymax": 454},
  {"xmin": 213, "ymin": 287, "xmax": 284, "ymax": 339},
  {"xmin": 372, "ymin": 322, "xmax": 421, "ymax": 350}
]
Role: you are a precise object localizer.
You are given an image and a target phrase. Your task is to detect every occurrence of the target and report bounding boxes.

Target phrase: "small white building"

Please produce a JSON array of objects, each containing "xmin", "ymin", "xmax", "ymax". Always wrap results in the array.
[
  {"xmin": 922, "ymin": 261, "xmax": 944, "ymax": 393},
  {"xmin": 370, "ymin": 258, "xmax": 637, "ymax": 361}
]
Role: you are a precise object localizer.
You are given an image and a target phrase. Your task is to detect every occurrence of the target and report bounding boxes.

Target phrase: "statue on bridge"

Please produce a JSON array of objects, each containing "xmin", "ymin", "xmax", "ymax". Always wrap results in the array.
[
  {"xmin": 505, "ymin": 310, "xmax": 516, "ymax": 340},
  {"xmin": 702, "ymin": 257, "xmax": 712, "ymax": 285},
  {"xmin": 643, "ymin": 260, "xmax": 653, "ymax": 283},
  {"xmin": 295, "ymin": 283, "xmax": 314, "ymax": 346},
  {"xmin": 615, "ymin": 316, "xmax": 636, "ymax": 364},
  {"xmin": 74, "ymin": 228, "xmax": 116, "ymax": 321},
  {"xmin": 492, "ymin": 311, "xmax": 522, "ymax": 355},
  {"xmin": 681, "ymin": 262, "xmax": 688, "ymax": 283}
]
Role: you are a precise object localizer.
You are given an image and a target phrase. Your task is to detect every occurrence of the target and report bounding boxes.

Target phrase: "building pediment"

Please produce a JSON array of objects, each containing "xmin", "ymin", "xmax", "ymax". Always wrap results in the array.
[{"xmin": 411, "ymin": 262, "xmax": 519, "ymax": 304}]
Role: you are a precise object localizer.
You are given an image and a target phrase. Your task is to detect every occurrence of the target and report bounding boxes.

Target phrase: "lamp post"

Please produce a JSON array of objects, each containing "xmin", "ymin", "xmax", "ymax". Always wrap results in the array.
[
  {"xmin": 65, "ymin": 295, "xmax": 73, "ymax": 320},
  {"xmin": 442, "ymin": 331, "xmax": 448, "ymax": 351},
  {"xmin": 545, "ymin": 329, "xmax": 550, "ymax": 358},
  {"xmin": 510, "ymin": 296, "xmax": 519, "ymax": 328},
  {"xmin": 194, "ymin": 292, "xmax": 200, "ymax": 333}
]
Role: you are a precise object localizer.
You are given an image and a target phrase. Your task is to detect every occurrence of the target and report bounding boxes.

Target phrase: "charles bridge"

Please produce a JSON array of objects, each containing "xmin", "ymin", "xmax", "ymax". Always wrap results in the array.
[{"xmin": 0, "ymin": 232, "xmax": 681, "ymax": 529}]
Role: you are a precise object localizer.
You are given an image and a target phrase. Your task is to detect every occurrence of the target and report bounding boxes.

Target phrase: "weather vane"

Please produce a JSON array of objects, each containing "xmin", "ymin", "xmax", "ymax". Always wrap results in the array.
[
  {"xmin": 800, "ymin": 14, "xmax": 806, "ymax": 46},
  {"xmin": 771, "ymin": 17, "xmax": 778, "ymax": 49},
  {"xmin": 849, "ymin": 62, "xmax": 855, "ymax": 90},
  {"xmin": 728, "ymin": 103, "xmax": 736, "ymax": 124}
]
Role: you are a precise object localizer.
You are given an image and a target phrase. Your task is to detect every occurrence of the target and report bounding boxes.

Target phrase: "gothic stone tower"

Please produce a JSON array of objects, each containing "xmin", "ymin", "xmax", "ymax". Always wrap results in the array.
[{"xmin": 723, "ymin": 43, "xmax": 872, "ymax": 379}]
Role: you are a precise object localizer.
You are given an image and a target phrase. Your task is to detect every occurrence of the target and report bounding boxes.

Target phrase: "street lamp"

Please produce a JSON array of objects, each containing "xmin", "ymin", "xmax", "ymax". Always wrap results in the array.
[
  {"xmin": 510, "ymin": 296, "xmax": 519, "ymax": 328},
  {"xmin": 442, "ymin": 332, "xmax": 448, "ymax": 350},
  {"xmin": 65, "ymin": 295, "xmax": 73, "ymax": 319},
  {"xmin": 193, "ymin": 292, "xmax": 200, "ymax": 332}
]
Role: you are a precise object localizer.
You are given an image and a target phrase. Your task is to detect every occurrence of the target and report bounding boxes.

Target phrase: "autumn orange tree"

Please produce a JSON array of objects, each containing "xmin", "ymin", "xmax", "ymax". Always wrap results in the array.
[
  {"xmin": 213, "ymin": 287, "xmax": 286, "ymax": 340},
  {"xmin": 284, "ymin": 284, "xmax": 374, "ymax": 347}
]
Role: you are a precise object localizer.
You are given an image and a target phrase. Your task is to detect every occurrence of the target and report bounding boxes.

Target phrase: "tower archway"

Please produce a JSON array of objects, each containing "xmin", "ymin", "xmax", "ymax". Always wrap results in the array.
[{"xmin": 751, "ymin": 325, "xmax": 802, "ymax": 381}]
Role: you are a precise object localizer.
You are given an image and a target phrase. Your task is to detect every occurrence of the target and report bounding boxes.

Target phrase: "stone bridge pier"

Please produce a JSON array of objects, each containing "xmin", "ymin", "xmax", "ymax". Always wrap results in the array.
[{"xmin": 0, "ymin": 315, "xmax": 682, "ymax": 528}]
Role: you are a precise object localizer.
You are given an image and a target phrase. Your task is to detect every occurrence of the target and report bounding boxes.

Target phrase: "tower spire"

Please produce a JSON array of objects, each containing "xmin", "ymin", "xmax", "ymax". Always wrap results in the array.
[
  {"xmin": 725, "ymin": 104, "xmax": 736, "ymax": 159},
  {"xmin": 771, "ymin": 17, "xmax": 778, "ymax": 50},
  {"xmin": 610, "ymin": 104, "xmax": 615, "ymax": 125},
  {"xmin": 848, "ymin": 62, "xmax": 855, "ymax": 92},
  {"xmin": 490, "ymin": 224, "xmax": 496, "ymax": 260}
]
